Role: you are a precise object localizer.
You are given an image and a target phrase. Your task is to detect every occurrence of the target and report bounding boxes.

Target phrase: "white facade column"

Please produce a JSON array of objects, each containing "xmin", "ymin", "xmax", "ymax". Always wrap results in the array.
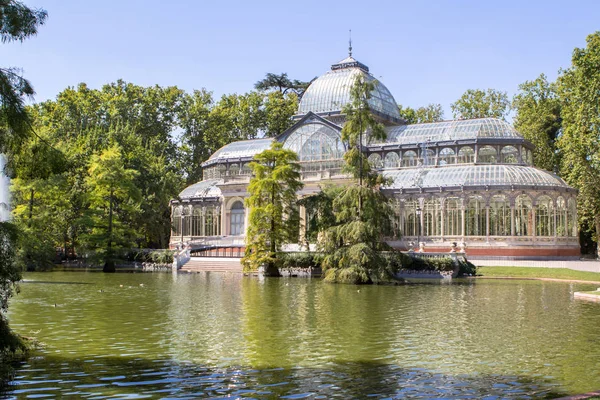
[
  {"xmin": 221, "ymin": 201, "xmax": 227, "ymax": 236},
  {"xmin": 486, "ymin": 206, "xmax": 490, "ymax": 242},
  {"xmin": 510, "ymin": 206, "xmax": 515, "ymax": 236}
]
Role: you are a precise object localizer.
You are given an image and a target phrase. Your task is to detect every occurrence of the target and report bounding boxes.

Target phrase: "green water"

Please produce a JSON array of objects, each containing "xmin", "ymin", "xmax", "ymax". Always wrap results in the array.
[{"xmin": 4, "ymin": 271, "xmax": 600, "ymax": 398}]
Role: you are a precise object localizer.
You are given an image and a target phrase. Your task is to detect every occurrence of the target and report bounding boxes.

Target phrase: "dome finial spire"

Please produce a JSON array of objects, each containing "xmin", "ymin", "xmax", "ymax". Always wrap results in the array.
[{"xmin": 348, "ymin": 29, "xmax": 352, "ymax": 57}]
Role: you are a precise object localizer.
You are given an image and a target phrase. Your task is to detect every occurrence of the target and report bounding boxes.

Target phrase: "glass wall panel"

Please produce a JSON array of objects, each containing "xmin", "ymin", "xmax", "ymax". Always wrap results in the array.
[
  {"xmin": 172, "ymin": 207, "xmax": 181, "ymax": 236},
  {"xmin": 478, "ymin": 146, "xmax": 497, "ymax": 164},
  {"xmin": 444, "ymin": 197, "xmax": 462, "ymax": 236},
  {"xmin": 567, "ymin": 198, "xmax": 577, "ymax": 237},
  {"xmin": 536, "ymin": 196, "xmax": 554, "ymax": 236},
  {"xmin": 191, "ymin": 208, "xmax": 202, "ymax": 236},
  {"xmin": 423, "ymin": 198, "xmax": 441, "ymax": 236},
  {"xmin": 515, "ymin": 195, "xmax": 533, "ymax": 236},
  {"xmin": 439, "ymin": 148, "xmax": 455, "ymax": 166},
  {"xmin": 501, "ymin": 146, "xmax": 519, "ymax": 164},
  {"xmin": 422, "ymin": 149, "xmax": 435, "ymax": 166},
  {"xmin": 283, "ymin": 123, "xmax": 345, "ymax": 162},
  {"xmin": 229, "ymin": 163, "xmax": 239, "ymax": 176},
  {"xmin": 466, "ymin": 196, "xmax": 486, "ymax": 236},
  {"xmin": 458, "ymin": 147, "xmax": 474, "ymax": 164},
  {"xmin": 403, "ymin": 199, "xmax": 418, "ymax": 236},
  {"xmin": 384, "ymin": 152, "xmax": 400, "ymax": 168},
  {"xmin": 489, "ymin": 195, "xmax": 510, "ymax": 236},
  {"xmin": 368, "ymin": 153, "xmax": 383, "ymax": 169},
  {"xmin": 205, "ymin": 209, "xmax": 214, "ymax": 237},
  {"xmin": 241, "ymin": 163, "xmax": 252, "ymax": 176},
  {"xmin": 556, "ymin": 197, "xmax": 567, "ymax": 236},
  {"xmin": 402, "ymin": 150, "xmax": 418, "ymax": 167}
]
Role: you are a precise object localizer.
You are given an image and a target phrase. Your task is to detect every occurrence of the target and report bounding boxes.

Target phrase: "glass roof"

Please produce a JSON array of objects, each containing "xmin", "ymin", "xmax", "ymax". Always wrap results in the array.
[
  {"xmin": 383, "ymin": 165, "xmax": 571, "ymax": 190},
  {"xmin": 298, "ymin": 60, "xmax": 400, "ymax": 121},
  {"xmin": 179, "ymin": 179, "xmax": 223, "ymax": 199},
  {"xmin": 206, "ymin": 138, "xmax": 274, "ymax": 164},
  {"xmin": 381, "ymin": 118, "xmax": 522, "ymax": 145}
]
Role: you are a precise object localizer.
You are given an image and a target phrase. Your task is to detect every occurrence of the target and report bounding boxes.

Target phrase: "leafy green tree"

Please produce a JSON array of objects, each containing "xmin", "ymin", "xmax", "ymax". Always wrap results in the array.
[
  {"xmin": 320, "ymin": 76, "xmax": 397, "ymax": 284},
  {"xmin": 254, "ymin": 72, "xmax": 312, "ymax": 97},
  {"xmin": 83, "ymin": 145, "xmax": 141, "ymax": 272},
  {"xmin": 242, "ymin": 142, "xmax": 303, "ymax": 276},
  {"xmin": 0, "ymin": 0, "xmax": 47, "ymax": 153},
  {"xmin": 398, "ymin": 104, "xmax": 444, "ymax": 124},
  {"xmin": 451, "ymin": 89, "xmax": 510, "ymax": 120},
  {"xmin": 512, "ymin": 74, "xmax": 561, "ymax": 172},
  {"xmin": 264, "ymin": 91, "xmax": 298, "ymax": 137},
  {"xmin": 557, "ymin": 31, "xmax": 600, "ymax": 257},
  {"xmin": 0, "ymin": 222, "xmax": 24, "ymax": 353}
]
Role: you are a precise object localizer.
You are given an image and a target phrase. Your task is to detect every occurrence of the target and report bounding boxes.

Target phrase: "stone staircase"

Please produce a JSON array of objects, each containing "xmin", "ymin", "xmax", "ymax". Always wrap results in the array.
[{"xmin": 179, "ymin": 257, "xmax": 243, "ymax": 273}]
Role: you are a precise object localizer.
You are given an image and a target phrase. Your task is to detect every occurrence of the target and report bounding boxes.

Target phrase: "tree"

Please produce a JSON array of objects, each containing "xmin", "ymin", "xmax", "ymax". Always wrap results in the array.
[
  {"xmin": 0, "ymin": 0, "xmax": 47, "ymax": 153},
  {"xmin": 242, "ymin": 142, "xmax": 303, "ymax": 276},
  {"xmin": 557, "ymin": 31, "xmax": 600, "ymax": 257},
  {"xmin": 451, "ymin": 89, "xmax": 510, "ymax": 120},
  {"xmin": 320, "ymin": 76, "xmax": 398, "ymax": 284},
  {"xmin": 254, "ymin": 72, "xmax": 312, "ymax": 97},
  {"xmin": 264, "ymin": 91, "xmax": 297, "ymax": 137},
  {"xmin": 83, "ymin": 145, "xmax": 141, "ymax": 272},
  {"xmin": 398, "ymin": 104, "xmax": 444, "ymax": 124},
  {"xmin": 512, "ymin": 74, "xmax": 561, "ymax": 172}
]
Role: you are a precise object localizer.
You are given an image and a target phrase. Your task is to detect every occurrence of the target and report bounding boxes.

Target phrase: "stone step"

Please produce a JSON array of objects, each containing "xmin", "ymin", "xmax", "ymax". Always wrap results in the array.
[{"xmin": 180, "ymin": 257, "xmax": 242, "ymax": 273}]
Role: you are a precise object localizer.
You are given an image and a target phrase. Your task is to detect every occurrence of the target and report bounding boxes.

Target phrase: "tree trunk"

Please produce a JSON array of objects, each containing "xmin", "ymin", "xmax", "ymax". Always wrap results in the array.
[{"xmin": 104, "ymin": 190, "xmax": 116, "ymax": 273}]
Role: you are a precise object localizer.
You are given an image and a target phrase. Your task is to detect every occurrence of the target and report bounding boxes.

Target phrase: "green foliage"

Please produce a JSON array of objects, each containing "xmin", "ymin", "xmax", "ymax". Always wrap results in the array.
[
  {"xmin": 557, "ymin": 31, "xmax": 600, "ymax": 256},
  {"xmin": 451, "ymin": 88, "xmax": 510, "ymax": 120},
  {"xmin": 242, "ymin": 142, "xmax": 303, "ymax": 275},
  {"xmin": 397, "ymin": 104, "xmax": 444, "ymax": 124},
  {"xmin": 512, "ymin": 74, "xmax": 561, "ymax": 172},
  {"xmin": 277, "ymin": 252, "xmax": 322, "ymax": 270},
  {"xmin": 254, "ymin": 72, "xmax": 313, "ymax": 97},
  {"xmin": 83, "ymin": 145, "xmax": 141, "ymax": 270}
]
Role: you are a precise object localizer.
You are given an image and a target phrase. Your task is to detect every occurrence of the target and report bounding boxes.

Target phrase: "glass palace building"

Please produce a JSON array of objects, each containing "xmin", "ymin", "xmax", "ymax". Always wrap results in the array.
[{"xmin": 171, "ymin": 56, "xmax": 579, "ymax": 259}]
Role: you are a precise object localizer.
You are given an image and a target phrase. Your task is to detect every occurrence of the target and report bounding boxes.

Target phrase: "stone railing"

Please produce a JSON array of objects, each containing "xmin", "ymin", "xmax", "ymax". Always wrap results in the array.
[{"xmin": 172, "ymin": 245, "xmax": 190, "ymax": 271}]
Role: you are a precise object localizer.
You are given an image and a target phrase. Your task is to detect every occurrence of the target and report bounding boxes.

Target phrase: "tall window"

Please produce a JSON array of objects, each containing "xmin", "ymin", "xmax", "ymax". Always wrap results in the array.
[
  {"xmin": 478, "ymin": 146, "xmax": 497, "ymax": 164},
  {"xmin": 567, "ymin": 198, "xmax": 577, "ymax": 237},
  {"xmin": 536, "ymin": 196, "xmax": 554, "ymax": 236},
  {"xmin": 458, "ymin": 147, "xmax": 474, "ymax": 163},
  {"xmin": 384, "ymin": 152, "xmax": 400, "ymax": 169},
  {"xmin": 489, "ymin": 195, "xmax": 510, "ymax": 236},
  {"xmin": 230, "ymin": 201, "xmax": 245, "ymax": 236},
  {"xmin": 192, "ymin": 208, "xmax": 202, "ymax": 236},
  {"xmin": 444, "ymin": 197, "xmax": 462, "ymax": 236},
  {"xmin": 556, "ymin": 197, "xmax": 567, "ymax": 236},
  {"xmin": 515, "ymin": 195, "xmax": 533, "ymax": 236},
  {"xmin": 172, "ymin": 207, "xmax": 181, "ymax": 236},
  {"xmin": 403, "ymin": 199, "xmax": 418, "ymax": 236},
  {"xmin": 423, "ymin": 198, "xmax": 440, "ymax": 236},
  {"xmin": 466, "ymin": 196, "xmax": 486, "ymax": 236}
]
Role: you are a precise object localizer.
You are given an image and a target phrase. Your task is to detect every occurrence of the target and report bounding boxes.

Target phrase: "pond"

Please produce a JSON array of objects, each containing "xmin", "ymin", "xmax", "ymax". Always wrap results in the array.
[{"xmin": 3, "ymin": 271, "xmax": 600, "ymax": 398}]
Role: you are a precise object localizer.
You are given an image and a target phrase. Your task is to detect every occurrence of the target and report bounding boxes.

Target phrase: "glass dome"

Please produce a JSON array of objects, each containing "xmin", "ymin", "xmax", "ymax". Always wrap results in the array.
[
  {"xmin": 179, "ymin": 179, "xmax": 223, "ymax": 199},
  {"xmin": 383, "ymin": 165, "xmax": 572, "ymax": 190},
  {"xmin": 298, "ymin": 57, "xmax": 401, "ymax": 122},
  {"xmin": 383, "ymin": 118, "xmax": 523, "ymax": 145}
]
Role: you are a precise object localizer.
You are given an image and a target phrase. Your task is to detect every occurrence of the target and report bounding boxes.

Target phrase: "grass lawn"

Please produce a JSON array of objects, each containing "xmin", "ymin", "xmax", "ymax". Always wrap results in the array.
[{"xmin": 478, "ymin": 266, "xmax": 600, "ymax": 282}]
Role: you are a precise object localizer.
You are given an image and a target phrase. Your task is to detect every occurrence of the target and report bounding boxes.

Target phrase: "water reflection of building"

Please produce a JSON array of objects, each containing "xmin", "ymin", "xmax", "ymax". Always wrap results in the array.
[{"xmin": 170, "ymin": 55, "xmax": 578, "ymax": 259}]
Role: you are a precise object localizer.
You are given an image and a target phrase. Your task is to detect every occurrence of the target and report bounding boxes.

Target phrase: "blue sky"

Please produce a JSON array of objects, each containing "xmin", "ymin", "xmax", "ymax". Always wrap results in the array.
[{"xmin": 4, "ymin": 0, "xmax": 600, "ymax": 118}]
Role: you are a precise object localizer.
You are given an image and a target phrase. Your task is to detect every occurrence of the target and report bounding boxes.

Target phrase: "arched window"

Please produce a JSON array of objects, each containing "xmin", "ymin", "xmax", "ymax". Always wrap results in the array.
[
  {"xmin": 515, "ymin": 195, "xmax": 533, "ymax": 236},
  {"xmin": 230, "ymin": 201, "xmax": 245, "ymax": 236},
  {"xmin": 217, "ymin": 164, "xmax": 227, "ymax": 178},
  {"xmin": 192, "ymin": 207, "xmax": 202, "ymax": 237},
  {"xmin": 402, "ymin": 151, "xmax": 418, "ymax": 167},
  {"xmin": 205, "ymin": 208, "xmax": 214, "ymax": 237},
  {"xmin": 466, "ymin": 196, "xmax": 486, "ymax": 236},
  {"xmin": 241, "ymin": 163, "xmax": 252, "ymax": 176},
  {"xmin": 283, "ymin": 123, "xmax": 345, "ymax": 162},
  {"xmin": 489, "ymin": 195, "xmax": 510, "ymax": 236},
  {"xmin": 535, "ymin": 196, "xmax": 554, "ymax": 236},
  {"xmin": 478, "ymin": 146, "xmax": 497, "ymax": 164},
  {"xmin": 438, "ymin": 148, "xmax": 455, "ymax": 166},
  {"xmin": 423, "ymin": 198, "xmax": 440, "ymax": 236},
  {"xmin": 182, "ymin": 207, "xmax": 191, "ymax": 237},
  {"xmin": 403, "ymin": 199, "xmax": 418, "ymax": 236},
  {"xmin": 229, "ymin": 163, "xmax": 239, "ymax": 176},
  {"xmin": 444, "ymin": 197, "xmax": 462, "ymax": 236},
  {"xmin": 567, "ymin": 198, "xmax": 577, "ymax": 237},
  {"xmin": 172, "ymin": 207, "xmax": 181, "ymax": 236},
  {"xmin": 384, "ymin": 152, "xmax": 400, "ymax": 169},
  {"xmin": 458, "ymin": 147, "xmax": 475, "ymax": 164},
  {"xmin": 556, "ymin": 197, "xmax": 567, "ymax": 236},
  {"xmin": 368, "ymin": 153, "xmax": 383, "ymax": 169},
  {"xmin": 501, "ymin": 146, "xmax": 519, "ymax": 164}
]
